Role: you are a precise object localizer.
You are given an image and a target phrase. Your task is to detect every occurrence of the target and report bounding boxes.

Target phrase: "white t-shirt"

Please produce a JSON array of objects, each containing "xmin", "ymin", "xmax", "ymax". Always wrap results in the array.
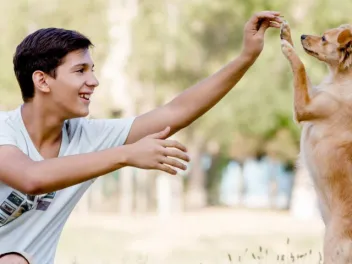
[{"xmin": 0, "ymin": 106, "xmax": 135, "ymax": 263}]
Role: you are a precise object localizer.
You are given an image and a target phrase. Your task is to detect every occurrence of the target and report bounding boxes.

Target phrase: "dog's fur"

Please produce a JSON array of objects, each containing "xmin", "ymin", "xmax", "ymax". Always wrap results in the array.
[{"xmin": 280, "ymin": 22, "xmax": 352, "ymax": 263}]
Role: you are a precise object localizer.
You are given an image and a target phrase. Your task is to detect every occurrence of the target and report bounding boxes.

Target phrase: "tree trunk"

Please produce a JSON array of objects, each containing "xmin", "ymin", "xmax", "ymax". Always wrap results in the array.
[
  {"xmin": 206, "ymin": 152, "xmax": 223, "ymax": 206},
  {"xmin": 185, "ymin": 134, "xmax": 207, "ymax": 210},
  {"xmin": 135, "ymin": 169, "xmax": 150, "ymax": 213},
  {"xmin": 101, "ymin": 0, "xmax": 139, "ymax": 215},
  {"xmin": 119, "ymin": 168, "xmax": 135, "ymax": 215}
]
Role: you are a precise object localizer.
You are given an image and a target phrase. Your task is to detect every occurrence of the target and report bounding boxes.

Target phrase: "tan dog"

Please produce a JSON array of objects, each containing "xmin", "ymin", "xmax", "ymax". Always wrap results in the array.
[{"xmin": 281, "ymin": 21, "xmax": 352, "ymax": 263}]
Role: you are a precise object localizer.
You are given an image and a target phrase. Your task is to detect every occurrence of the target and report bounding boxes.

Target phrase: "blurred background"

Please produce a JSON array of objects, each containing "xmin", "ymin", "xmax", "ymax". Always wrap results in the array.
[{"xmin": 1, "ymin": 0, "xmax": 351, "ymax": 263}]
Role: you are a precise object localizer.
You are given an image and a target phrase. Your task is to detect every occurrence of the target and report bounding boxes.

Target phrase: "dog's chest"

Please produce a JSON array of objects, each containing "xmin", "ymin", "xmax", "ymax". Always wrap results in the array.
[
  {"xmin": 300, "ymin": 119, "xmax": 352, "ymax": 179},
  {"xmin": 300, "ymin": 123, "xmax": 326, "ymax": 175}
]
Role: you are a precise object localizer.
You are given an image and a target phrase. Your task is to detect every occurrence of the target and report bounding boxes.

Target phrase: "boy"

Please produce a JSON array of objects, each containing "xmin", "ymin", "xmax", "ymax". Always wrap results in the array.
[{"xmin": 0, "ymin": 11, "xmax": 282, "ymax": 264}]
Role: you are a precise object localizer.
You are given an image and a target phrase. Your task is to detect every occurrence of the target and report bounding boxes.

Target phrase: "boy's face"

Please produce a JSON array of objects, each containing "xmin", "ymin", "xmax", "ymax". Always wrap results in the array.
[{"xmin": 45, "ymin": 48, "xmax": 99, "ymax": 118}]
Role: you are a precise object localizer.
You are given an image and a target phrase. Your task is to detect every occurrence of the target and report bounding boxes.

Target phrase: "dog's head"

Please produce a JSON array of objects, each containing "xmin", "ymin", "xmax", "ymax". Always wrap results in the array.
[{"xmin": 301, "ymin": 25, "xmax": 352, "ymax": 69}]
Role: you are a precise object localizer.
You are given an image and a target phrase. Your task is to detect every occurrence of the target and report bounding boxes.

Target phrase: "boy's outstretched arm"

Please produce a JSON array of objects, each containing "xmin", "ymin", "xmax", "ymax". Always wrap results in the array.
[
  {"xmin": 0, "ymin": 127, "xmax": 189, "ymax": 195},
  {"xmin": 125, "ymin": 11, "xmax": 282, "ymax": 144}
]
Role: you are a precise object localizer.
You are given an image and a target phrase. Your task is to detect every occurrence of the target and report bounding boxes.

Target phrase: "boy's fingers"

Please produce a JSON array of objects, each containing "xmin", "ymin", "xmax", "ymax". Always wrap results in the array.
[
  {"xmin": 161, "ymin": 140, "xmax": 188, "ymax": 152},
  {"xmin": 156, "ymin": 164, "xmax": 177, "ymax": 175},
  {"xmin": 270, "ymin": 21, "xmax": 282, "ymax": 28},
  {"xmin": 250, "ymin": 11, "xmax": 280, "ymax": 24}
]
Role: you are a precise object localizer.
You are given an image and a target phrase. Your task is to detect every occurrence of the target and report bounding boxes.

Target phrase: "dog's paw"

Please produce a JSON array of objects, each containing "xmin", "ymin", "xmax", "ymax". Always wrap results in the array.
[
  {"xmin": 281, "ymin": 39, "xmax": 295, "ymax": 58},
  {"xmin": 280, "ymin": 21, "xmax": 292, "ymax": 42}
]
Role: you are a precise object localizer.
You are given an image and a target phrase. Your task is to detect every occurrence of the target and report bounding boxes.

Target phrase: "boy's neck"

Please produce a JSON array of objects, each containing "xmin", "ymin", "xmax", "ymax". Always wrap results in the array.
[{"xmin": 21, "ymin": 101, "xmax": 65, "ymax": 149}]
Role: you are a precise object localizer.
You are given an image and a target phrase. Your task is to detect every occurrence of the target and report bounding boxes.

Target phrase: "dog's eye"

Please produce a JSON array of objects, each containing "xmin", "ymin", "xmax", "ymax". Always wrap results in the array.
[{"xmin": 322, "ymin": 36, "xmax": 326, "ymax": 42}]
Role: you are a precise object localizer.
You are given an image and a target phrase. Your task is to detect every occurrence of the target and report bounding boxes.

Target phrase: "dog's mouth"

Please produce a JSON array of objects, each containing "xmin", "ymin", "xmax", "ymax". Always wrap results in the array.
[{"xmin": 303, "ymin": 47, "xmax": 319, "ymax": 57}]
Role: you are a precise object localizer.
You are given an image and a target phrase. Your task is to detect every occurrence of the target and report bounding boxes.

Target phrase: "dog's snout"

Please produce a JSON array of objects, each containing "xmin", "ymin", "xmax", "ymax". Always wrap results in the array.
[{"xmin": 301, "ymin": 35, "xmax": 307, "ymax": 40}]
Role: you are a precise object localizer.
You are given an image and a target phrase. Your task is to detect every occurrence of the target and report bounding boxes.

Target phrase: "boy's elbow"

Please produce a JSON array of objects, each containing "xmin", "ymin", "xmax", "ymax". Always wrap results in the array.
[
  {"xmin": 22, "ymin": 173, "xmax": 44, "ymax": 195},
  {"xmin": 23, "ymin": 182, "xmax": 42, "ymax": 195}
]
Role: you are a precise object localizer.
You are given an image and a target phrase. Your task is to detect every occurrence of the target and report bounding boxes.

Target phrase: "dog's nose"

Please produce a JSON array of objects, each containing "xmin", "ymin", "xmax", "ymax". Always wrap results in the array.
[{"xmin": 301, "ymin": 35, "xmax": 307, "ymax": 40}]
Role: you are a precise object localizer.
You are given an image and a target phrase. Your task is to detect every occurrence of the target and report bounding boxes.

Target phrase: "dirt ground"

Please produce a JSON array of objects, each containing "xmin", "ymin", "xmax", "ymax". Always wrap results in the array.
[{"xmin": 55, "ymin": 207, "xmax": 325, "ymax": 264}]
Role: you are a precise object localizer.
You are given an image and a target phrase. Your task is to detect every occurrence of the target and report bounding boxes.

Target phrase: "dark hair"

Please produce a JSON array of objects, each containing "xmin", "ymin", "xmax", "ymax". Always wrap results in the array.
[{"xmin": 13, "ymin": 28, "xmax": 93, "ymax": 102}]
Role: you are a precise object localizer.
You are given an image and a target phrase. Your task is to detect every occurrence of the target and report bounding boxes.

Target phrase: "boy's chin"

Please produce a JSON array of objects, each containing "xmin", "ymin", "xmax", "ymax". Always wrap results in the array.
[{"xmin": 70, "ymin": 108, "xmax": 90, "ymax": 119}]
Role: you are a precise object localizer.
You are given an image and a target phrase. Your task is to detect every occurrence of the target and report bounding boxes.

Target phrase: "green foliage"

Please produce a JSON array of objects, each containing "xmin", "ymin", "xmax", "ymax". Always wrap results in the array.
[
  {"xmin": 127, "ymin": 0, "xmax": 300, "ymax": 161},
  {"xmin": 126, "ymin": 0, "xmax": 352, "ymax": 162},
  {"xmin": 1, "ymin": 0, "xmax": 351, "ymax": 162},
  {"xmin": 0, "ymin": 1, "xmax": 29, "ymax": 108}
]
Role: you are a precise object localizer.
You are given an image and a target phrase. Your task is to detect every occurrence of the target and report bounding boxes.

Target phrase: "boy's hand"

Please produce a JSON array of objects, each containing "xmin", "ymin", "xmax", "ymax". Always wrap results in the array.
[
  {"xmin": 124, "ymin": 127, "xmax": 190, "ymax": 175},
  {"xmin": 241, "ymin": 11, "xmax": 283, "ymax": 60}
]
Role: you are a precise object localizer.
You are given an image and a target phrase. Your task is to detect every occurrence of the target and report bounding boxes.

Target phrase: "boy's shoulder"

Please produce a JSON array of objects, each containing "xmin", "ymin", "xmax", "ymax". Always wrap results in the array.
[
  {"xmin": 0, "ymin": 109, "xmax": 12, "ymax": 120},
  {"xmin": 0, "ymin": 108, "xmax": 20, "ymax": 126}
]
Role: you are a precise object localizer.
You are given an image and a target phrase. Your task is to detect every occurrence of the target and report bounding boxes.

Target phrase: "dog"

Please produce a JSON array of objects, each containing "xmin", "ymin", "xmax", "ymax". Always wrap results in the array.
[{"xmin": 280, "ymin": 21, "xmax": 352, "ymax": 263}]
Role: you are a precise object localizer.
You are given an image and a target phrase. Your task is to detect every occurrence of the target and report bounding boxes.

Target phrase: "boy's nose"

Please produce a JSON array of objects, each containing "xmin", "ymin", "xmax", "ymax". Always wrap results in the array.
[{"xmin": 87, "ymin": 75, "xmax": 99, "ymax": 88}]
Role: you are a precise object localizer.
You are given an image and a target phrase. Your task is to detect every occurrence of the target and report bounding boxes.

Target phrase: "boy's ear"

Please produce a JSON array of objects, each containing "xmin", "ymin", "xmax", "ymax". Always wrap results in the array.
[{"xmin": 32, "ymin": 71, "xmax": 50, "ymax": 93}]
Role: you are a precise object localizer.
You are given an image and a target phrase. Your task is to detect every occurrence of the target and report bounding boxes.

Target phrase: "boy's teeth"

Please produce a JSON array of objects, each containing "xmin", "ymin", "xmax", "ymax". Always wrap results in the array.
[{"xmin": 80, "ymin": 94, "xmax": 90, "ymax": 100}]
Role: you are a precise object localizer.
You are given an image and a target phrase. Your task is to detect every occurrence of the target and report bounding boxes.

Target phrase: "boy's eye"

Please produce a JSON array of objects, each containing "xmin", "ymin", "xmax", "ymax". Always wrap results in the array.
[{"xmin": 77, "ymin": 69, "xmax": 84, "ymax": 73}]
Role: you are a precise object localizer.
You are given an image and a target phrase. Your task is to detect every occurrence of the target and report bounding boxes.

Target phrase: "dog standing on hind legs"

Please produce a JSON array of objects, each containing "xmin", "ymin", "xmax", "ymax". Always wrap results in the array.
[{"xmin": 280, "ymin": 21, "xmax": 352, "ymax": 263}]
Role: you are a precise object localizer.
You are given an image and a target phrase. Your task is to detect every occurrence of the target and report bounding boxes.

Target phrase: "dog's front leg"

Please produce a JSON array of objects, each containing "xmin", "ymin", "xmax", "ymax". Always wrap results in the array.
[{"xmin": 280, "ymin": 22, "xmax": 315, "ymax": 122}]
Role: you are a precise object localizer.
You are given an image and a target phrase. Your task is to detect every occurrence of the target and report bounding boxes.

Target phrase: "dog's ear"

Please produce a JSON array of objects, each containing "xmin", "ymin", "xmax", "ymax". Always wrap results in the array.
[
  {"xmin": 338, "ymin": 29, "xmax": 352, "ymax": 69},
  {"xmin": 338, "ymin": 29, "xmax": 352, "ymax": 46}
]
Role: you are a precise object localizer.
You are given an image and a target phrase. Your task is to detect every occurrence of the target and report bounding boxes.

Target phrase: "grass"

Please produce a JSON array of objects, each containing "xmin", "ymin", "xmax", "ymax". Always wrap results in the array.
[
  {"xmin": 67, "ymin": 242, "xmax": 324, "ymax": 264},
  {"xmin": 224, "ymin": 239, "xmax": 324, "ymax": 264},
  {"xmin": 56, "ymin": 208, "xmax": 324, "ymax": 264}
]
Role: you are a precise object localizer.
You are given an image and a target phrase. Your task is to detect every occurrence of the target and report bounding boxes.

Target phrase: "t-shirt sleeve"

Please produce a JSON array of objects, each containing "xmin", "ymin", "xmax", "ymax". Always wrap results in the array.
[
  {"xmin": 77, "ymin": 117, "xmax": 135, "ymax": 151},
  {"xmin": 0, "ymin": 120, "xmax": 17, "ymax": 147}
]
